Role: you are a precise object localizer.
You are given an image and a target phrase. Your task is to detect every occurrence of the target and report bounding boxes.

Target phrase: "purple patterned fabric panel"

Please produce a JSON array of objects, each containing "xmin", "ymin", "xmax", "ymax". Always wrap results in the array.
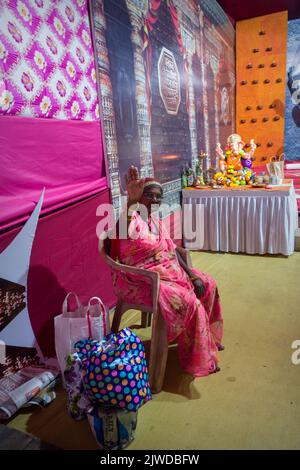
[{"xmin": 0, "ymin": 0, "xmax": 99, "ymax": 120}]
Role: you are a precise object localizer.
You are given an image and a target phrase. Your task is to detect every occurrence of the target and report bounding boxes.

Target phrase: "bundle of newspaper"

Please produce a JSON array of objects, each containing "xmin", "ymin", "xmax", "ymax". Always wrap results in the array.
[{"xmin": 0, "ymin": 366, "xmax": 59, "ymax": 420}]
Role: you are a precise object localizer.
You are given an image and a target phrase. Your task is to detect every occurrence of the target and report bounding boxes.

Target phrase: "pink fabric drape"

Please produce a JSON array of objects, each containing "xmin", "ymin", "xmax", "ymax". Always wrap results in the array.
[
  {"xmin": 0, "ymin": 190, "xmax": 116, "ymax": 358},
  {"xmin": 0, "ymin": 116, "xmax": 107, "ymax": 231}
]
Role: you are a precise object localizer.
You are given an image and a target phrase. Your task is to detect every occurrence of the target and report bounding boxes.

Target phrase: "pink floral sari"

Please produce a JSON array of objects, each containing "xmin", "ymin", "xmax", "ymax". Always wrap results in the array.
[{"xmin": 111, "ymin": 212, "xmax": 223, "ymax": 377}]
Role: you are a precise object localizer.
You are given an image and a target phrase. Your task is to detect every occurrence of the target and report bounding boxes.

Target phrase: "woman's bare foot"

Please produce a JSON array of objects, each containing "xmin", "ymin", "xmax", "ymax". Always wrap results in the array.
[
  {"xmin": 209, "ymin": 365, "xmax": 220, "ymax": 374},
  {"xmin": 218, "ymin": 344, "xmax": 225, "ymax": 351}
]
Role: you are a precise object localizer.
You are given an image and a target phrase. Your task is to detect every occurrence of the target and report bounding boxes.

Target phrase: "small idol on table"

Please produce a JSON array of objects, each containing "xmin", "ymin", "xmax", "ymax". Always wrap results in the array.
[{"xmin": 213, "ymin": 134, "xmax": 256, "ymax": 187}]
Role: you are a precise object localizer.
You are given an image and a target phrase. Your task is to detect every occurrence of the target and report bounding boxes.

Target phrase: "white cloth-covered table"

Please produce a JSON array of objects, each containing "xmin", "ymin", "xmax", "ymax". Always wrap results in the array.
[{"xmin": 182, "ymin": 186, "xmax": 298, "ymax": 255}]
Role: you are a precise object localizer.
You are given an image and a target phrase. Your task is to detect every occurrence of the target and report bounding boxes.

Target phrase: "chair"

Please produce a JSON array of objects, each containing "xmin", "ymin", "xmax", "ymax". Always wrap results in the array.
[{"xmin": 99, "ymin": 236, "xmax": 192, "ymax": 393}]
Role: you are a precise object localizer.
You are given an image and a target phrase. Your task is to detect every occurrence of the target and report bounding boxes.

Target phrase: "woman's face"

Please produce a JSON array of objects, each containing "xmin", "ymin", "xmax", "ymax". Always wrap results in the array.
[{"xmin": 139, "ymin": 186, "xmax": 163, "ymax": 211}]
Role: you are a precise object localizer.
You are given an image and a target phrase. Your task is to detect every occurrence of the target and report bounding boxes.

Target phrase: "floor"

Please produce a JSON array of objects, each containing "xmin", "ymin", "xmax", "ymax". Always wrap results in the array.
[
  {"xmin": 0, "ymin": 424, "xmax": 58, "ymax": 450},
  {"xmin": 5, "ymin": 251, "xmax": 300, "ymax": 450}
]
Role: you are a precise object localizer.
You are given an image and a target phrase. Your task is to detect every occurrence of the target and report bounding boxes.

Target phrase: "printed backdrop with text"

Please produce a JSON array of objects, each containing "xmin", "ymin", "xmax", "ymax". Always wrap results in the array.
[{"xmin": 91, "ymin": 0, "xmax": 235, "ymax": 208}]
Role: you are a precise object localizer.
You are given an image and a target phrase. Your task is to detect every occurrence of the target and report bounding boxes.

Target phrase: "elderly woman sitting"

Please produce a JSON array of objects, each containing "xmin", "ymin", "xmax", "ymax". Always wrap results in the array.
[{"xmin": 111, "ymin": 166, "xmax": 224, "ymax": 378}]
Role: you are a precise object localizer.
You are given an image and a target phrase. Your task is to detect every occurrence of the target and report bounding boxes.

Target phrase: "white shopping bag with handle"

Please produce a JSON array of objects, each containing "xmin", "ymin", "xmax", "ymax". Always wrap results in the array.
[{"xmin": 54, "ymin": 293, "xmax": 110, "ymax": 376}]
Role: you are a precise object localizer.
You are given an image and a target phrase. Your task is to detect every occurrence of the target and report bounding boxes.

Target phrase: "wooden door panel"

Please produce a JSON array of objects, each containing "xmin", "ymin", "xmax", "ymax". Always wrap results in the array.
[{"xmin": 236, "ymin": 11, "xmax": 287, "ymax": 164}]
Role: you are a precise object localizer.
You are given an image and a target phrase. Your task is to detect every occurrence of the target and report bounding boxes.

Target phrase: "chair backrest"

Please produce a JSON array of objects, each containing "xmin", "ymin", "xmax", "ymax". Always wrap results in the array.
[
  {"xmin": 103, "ymin": 236, "xmax": 112, "ymax": 258},
  {"xmin": 98, "ymin": 235, "xmax": 160, "ymax": 312},
  {"xmin": 99, "ymin": 237, "xmax": 118, "ymax": 271}
]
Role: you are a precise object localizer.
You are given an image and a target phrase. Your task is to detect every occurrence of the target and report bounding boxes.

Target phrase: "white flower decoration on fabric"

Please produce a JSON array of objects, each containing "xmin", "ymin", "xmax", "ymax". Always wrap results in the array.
[
  {"xmin": 82, "ymin": 30, "xmax": 91, "ymax": 47},
  {"xmin": 54, "ymin": 17, "xmax": 65, "ymax": 37},
  {"xmin": 71, "ymin": 100, "xmax": 80, "ymax": 117},
  {"xmin": 40, "ymin": 96, "xmax": 52, "ymax": 115},
  {"xmin": 0, "ymin": 90, "xmax": 14, "ymax": 111},
  {"xmin": 66, "ymin": 60, "xmax": 76, "ymax": 79},
  {"xmin": 34, "ymin": 51, "xmax": 46, "ymax": 72},
  {"xmin": 0, "ymin": 41, "xmax": 8, "ymax": 63},
  {"xmin": 17, "ymin": 1, "xmax": 32, "ymax": 24}
]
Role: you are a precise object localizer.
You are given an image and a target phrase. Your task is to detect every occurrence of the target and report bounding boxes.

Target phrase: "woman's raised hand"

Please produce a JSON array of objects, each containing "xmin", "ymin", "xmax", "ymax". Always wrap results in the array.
[{"xmin": 125, "ymin": 166, "xmax": 144, "ymax": 204}]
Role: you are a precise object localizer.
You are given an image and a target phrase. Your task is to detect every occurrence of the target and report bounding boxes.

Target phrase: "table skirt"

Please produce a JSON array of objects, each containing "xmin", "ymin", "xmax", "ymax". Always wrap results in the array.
[{"xmin": 182, "ymin": 188, "xmax": 298, "ymax": 255}]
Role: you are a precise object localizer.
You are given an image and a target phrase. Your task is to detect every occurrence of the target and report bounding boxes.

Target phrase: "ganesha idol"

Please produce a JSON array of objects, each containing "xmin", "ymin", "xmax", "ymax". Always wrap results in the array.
[{"xmin": 214, "ymin": 134, "xmax": 256, "ymax": 187}]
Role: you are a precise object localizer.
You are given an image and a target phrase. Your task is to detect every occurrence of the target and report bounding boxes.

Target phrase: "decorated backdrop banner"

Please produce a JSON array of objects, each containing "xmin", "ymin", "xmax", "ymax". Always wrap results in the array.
[
  {"xmin": 0, "ymin": 0, "xmax": 100, "ymax": 121},
  {"xmin": 91, "ymin": 0, "xmax": 235, "ymax": 209}
]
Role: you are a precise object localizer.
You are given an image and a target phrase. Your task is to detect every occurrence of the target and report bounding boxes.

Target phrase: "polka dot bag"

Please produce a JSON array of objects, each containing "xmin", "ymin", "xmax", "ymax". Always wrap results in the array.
[{"xmin": 74, "ymin": 328, "xmax": 152, "ymax": 411}]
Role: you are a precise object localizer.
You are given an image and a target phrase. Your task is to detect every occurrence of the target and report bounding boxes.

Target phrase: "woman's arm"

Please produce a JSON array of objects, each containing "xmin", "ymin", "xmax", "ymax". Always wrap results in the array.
[
  {"xmin": 175, "ymin": 247, "xmax": 205, "ymax": 298},
  {"xmin": 175, "ymin": 247, "xmax": 193, "ymax": 277}
]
